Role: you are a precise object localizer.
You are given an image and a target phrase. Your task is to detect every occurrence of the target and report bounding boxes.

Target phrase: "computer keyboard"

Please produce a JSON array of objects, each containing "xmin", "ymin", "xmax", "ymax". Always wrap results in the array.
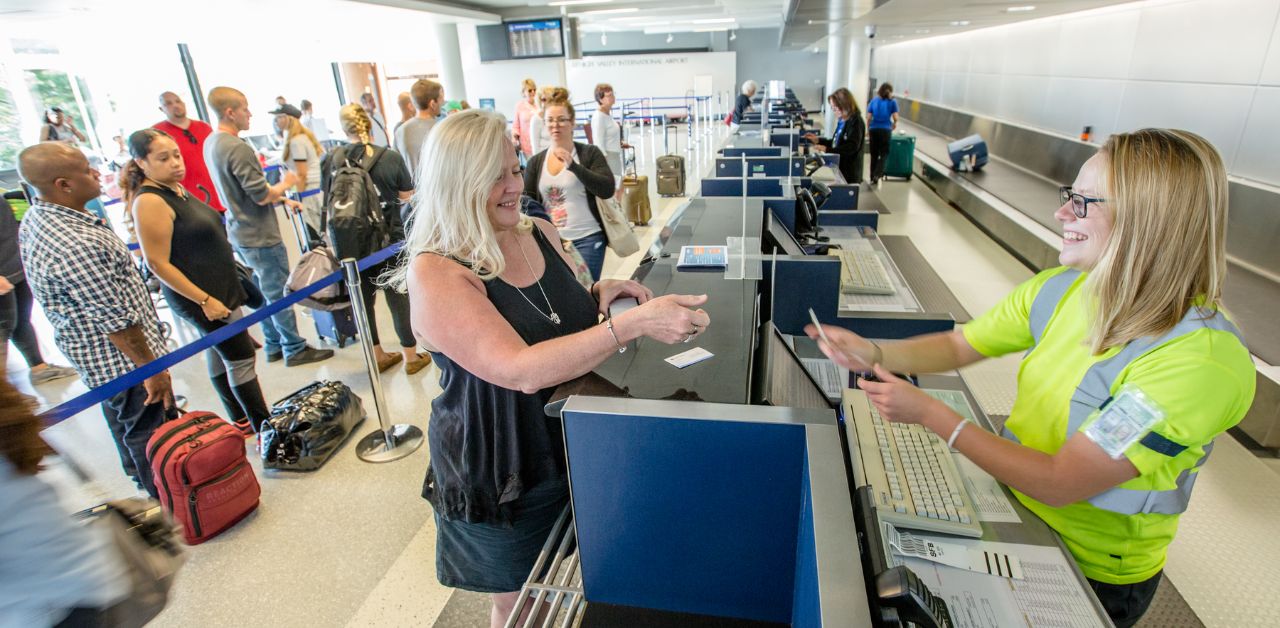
[
  {"xmin": 835, "ymin": 250, "xmax": 897, "ymax": 295},
  {"xmin": 843, "ymin": 389, "xmax": 983, "ymax": 538}
]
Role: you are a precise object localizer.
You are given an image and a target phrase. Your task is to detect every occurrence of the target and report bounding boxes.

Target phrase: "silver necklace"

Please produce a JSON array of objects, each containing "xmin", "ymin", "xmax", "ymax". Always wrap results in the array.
[{"xmin": 513, "ymin": 235, "xmax": 561, "ymax": 325}]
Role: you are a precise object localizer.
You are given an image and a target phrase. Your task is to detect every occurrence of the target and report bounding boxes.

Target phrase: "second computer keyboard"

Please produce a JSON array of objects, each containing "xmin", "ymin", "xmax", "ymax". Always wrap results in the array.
[
  {"xmin": 835, "ymin": 249, "xmax": 897, "ymax": 295},
  {"xmin": 843, "ymin": 389, "xmax": 983, "ymax": 538}
]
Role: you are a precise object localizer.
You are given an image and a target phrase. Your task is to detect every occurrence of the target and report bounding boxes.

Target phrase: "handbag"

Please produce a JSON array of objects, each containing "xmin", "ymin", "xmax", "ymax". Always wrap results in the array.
[
  {"xmin": 63, "ymin": 451, "xmax": 185, "ymax": 628},
  {"xmin": 236, "ymin": 262, "xmax": 265, "ymax": 309},
  {"xmin": 596, "ymin": 195, "xmax": 639, "ymax": 257}
]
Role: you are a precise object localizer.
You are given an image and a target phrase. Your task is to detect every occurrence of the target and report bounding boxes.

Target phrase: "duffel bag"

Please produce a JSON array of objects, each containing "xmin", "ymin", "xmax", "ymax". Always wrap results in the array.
[{"xmin": 261, "ymin": 381, "xmax": 366, "ymax": 471}]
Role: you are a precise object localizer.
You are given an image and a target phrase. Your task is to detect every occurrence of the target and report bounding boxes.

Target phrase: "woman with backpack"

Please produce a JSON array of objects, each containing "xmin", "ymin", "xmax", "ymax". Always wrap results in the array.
[
  {"xmin": 122, "ymin": 128, "xmax": 271, "ymax": 435},
  {"xmin": 322, "ymin": 104, "xmax": 428, "ymax": 374}
]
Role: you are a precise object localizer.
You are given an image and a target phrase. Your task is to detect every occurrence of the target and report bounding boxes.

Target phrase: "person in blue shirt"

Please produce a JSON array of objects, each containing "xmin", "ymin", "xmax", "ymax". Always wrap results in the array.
[{"xmin": 866, "ymin": 82, "xmax": 899, "ymax": 184}]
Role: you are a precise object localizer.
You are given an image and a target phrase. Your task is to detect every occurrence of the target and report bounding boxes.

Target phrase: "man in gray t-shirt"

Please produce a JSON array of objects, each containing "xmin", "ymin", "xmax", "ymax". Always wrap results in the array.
[
  {"xmin": 204, "ymin": 86, "xmax": 333, "ymax": 367},
  {"xmin": 393, "ymin": 79, "xmax": 444, "ymax": 177}
]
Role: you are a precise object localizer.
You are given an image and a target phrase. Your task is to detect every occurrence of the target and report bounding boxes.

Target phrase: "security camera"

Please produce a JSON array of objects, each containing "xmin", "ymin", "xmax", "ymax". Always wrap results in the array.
[{"xmin": 865, "ymin": 25, "xmax": 877, "ymax": 38}]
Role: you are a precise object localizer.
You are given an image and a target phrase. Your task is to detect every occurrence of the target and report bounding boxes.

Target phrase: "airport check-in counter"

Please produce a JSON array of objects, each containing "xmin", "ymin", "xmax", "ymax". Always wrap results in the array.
[{"xmin": 533, "ymin": 158, "xmax": 1110, "ymax": 627}]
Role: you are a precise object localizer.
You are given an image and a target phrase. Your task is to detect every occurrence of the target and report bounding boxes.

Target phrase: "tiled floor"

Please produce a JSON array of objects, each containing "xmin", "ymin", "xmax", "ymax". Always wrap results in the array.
[{"xmin": 14, "ymin": 122, "xmax": 1280, "ymax": 627}]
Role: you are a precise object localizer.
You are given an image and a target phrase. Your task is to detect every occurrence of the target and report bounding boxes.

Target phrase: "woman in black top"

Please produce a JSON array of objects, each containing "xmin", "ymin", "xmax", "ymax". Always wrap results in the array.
[
  {"xmin": 803, "ymin": 87, "xmax": 866, "ymax": 184},
  {"xmin": 322, "ymin": 104, "xmax": 428, "ymax": 374},
  {"xmin": 732, "ymin": 80, "xmax": 758, "ymax": 126},
  {"xmin": 123, "ymin": 128, "xmax": 270, "ymax": 434},
  {"xmin": 388, "ymin": 110, "xmax": 711, "ymax": 627}
]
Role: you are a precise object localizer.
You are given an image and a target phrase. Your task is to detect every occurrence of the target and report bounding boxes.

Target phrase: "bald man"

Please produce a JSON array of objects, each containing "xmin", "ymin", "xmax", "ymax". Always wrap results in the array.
[
  {"xmin": 393, "ymin": 91, "xmax": 414, "ymax": 135},
  {"xmin": 204, "ymin": 86, "xmax": 333, "ymax": 367},
  {"xmin": 154, "ymin": 91, "xmax": 223, "ymax": 211},
  {"xmin": 17, "ymin": 142, "xmax": 176, "ymax": 498}
]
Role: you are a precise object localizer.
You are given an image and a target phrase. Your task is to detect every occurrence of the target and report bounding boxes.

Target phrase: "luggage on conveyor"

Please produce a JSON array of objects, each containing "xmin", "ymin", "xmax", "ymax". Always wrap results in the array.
[{"xmin": 884, "ymin": 133, "xmax": 916, "ymax": 180}]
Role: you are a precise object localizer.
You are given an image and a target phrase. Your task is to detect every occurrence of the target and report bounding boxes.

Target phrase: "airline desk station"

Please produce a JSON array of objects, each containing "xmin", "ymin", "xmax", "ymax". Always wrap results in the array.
[{"xmin": 513, "ymin": 102, "xmax": 1113, "ymax": 626}]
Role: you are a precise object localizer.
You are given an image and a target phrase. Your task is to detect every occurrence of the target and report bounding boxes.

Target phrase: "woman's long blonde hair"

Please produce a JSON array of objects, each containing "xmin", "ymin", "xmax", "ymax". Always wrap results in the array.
[
  {"xmin": 385, "ymin": 109, "xmax": 530, "ymax": 291},
  {"xmin": 281, "ymin": 115, "xmax": 323, "ymax": 162},
  {"xmin": 338, "ymin": 103, "xmax": 376, "ymax": 158},
  {"xmin": 1086, "ymin": 128, "xmax": 1230, "ymax": 353}
]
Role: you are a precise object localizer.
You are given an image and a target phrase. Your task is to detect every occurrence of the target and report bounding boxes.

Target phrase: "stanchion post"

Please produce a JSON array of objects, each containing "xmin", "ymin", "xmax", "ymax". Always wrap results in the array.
[{"xmin": 342, "ymin": 258, "xmax": 424, "ymax": 463}]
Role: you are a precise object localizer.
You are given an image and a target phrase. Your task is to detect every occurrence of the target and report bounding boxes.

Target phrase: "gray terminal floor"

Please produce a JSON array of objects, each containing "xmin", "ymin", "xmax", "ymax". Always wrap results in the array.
[{"xmin": 14, "ymin": 123, "xmax": 1280, "ymax": 627}]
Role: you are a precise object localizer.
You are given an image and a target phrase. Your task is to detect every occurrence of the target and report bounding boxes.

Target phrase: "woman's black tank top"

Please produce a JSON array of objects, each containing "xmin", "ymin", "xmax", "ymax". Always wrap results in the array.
[{"xmin": 138, "ymin": 185, "xmax": 246, "ymax": 320}]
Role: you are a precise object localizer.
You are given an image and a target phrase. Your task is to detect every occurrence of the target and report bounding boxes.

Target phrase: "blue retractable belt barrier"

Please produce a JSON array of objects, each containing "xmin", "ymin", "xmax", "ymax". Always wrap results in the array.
[{"xmin": 40, "ymin": 242, "xmax": 404, "ymax": 427}]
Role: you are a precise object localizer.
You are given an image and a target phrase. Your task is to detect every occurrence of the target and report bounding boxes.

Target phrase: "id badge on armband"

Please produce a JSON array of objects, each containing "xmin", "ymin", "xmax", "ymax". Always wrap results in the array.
[{"xmin": 1083, "ymin": 384, "xmax": 1166, "ymax": 459}]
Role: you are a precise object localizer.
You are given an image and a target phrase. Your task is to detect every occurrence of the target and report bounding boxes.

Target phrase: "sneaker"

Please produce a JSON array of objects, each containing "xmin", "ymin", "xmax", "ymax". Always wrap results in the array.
[
  {"xmin": 229, "ymin": 416, "xmax": 256, "ymax": 438},
  {"xmin": 265, "ymin": 350, "xmax": 283, "ymax": 363},
  {"xmin": 28, "ymin": 364, "xmax": 78, "ymax": 386},
  {"xmin": 376, "ymin": 352, "xmax": 403, "ymax": 373},
  {"xmin": 284, "ymin": 345, "xmax": 335, "ymax": 367},
  {"xmin": 405, "ymin": 353, "xmax": 432, "ymax": 375}
]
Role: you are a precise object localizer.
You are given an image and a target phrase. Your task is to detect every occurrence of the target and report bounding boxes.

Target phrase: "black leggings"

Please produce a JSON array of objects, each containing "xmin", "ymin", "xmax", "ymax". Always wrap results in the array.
[
  {"xmin": 868, "ymin": 128, "xmax": 892, "ymax": 182},
  {"xmin": 361, "ymin": 258, "xmax": 415, "ymax": 348},
  {"xmin": 0, "ymin": 277, "xmax": 46, "ymax": 367}
]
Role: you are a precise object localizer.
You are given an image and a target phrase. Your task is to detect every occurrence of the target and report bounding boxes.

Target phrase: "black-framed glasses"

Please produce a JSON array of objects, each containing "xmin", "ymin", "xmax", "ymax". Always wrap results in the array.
[
  {"xmin": 181, "ymin": 128, "xmax": 198, "ymax": 145},
  {"xmin": 546, "ymin": 117, "xmax": 573, "ymax": 126},
  {"xmin": 1059, "ymin": 186, "xmax": 1105, "ymax": 219}
]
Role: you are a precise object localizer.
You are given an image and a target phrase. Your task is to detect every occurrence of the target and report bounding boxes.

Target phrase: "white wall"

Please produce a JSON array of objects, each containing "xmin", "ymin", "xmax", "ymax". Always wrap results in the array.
[
  {"xmin": 565, "ymin": 52, "xmax": 737, "ymax": 108},
  {"xmin": 873, "ymin": 0, "xmax": 1280, "ymax": 188},
  {"xmin": 458, "ymin": 25, "xmax": 564, "ymax": 122}
]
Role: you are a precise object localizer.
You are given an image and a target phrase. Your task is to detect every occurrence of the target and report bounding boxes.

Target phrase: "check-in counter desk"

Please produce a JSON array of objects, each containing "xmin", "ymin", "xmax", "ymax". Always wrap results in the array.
[{"xmin": 534, "ymin": 184, "xmax": 1108, "ymax": 627}]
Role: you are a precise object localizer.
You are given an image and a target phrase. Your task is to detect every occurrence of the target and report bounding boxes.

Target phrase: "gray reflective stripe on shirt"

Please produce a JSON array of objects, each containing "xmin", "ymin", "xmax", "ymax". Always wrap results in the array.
[{"xmin": 1027, "ymin": 268, "xmax": 1081, "ymax": 350}]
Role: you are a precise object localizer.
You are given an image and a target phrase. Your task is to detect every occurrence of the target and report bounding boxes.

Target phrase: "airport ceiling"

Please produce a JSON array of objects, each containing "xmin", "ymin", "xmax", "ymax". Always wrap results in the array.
[{"xmin": 0, "ymin": 0, "xmax": 1139, "ymax": 46}]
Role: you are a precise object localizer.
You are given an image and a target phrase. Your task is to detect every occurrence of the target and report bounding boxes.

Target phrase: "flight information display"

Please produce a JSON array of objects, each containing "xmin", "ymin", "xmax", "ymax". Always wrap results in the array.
[{"xmin": 507, "ymin": 19, "xmax": 564, "ymax": 58}]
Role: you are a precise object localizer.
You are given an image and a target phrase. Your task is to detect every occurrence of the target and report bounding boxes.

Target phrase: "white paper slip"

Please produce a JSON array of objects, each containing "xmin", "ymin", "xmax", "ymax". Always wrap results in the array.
[
  {"xmin": 886, "ymin": 523, "xmax": 1024, "ymax": 580},
  {"xmin": 665, "ymin": 347, "xmax": 714, "ymax": 368}
]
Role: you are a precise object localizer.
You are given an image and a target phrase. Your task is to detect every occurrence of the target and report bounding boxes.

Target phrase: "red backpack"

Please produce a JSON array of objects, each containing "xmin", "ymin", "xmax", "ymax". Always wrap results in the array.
[{"xmin": 146, "ymin": 411, "xmax": 260, "ymax": 544}]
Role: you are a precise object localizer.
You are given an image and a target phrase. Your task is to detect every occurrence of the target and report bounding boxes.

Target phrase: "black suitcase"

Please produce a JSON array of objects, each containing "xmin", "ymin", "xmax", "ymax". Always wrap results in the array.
[
  {"xmin": 261, "ymin": 381, "xmax": 366, "ymax": 471},
  {"xmin": 656, "ymin": 154, "xmax": 686, "ymax": 197}
]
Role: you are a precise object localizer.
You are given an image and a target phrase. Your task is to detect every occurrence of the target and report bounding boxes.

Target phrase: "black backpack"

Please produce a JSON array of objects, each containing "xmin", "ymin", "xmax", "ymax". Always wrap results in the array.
[{"xmin": 323, "ymin": 145, "xmax": 389, "ymax": 260}]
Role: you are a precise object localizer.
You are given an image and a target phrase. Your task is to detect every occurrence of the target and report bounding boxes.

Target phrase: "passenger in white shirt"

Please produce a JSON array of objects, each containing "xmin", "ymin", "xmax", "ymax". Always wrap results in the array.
[{"xmin": 589, "ymin": 83, "xmax": 630, "ymax": 191}]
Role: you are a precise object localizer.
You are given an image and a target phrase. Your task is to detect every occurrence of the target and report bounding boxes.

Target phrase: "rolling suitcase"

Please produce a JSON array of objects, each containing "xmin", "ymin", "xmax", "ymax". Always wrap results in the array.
[
  {"xmin": 285, "ymin": 205, "xmax": 358, "ymax": 347},
  {"xmin": 620, "ymin": 147, "xmax": 651, "ymax": 225},
  {"xmin": 146, "ymin": 410, "xmax": 260, "ymax": 544},
  {"xmin": 884, "ymin": 133, "xmax": 916, "ymax": 180},
  {"xmin": 656, "ymin": 154, "xmax": 686, "ymax": 198}
]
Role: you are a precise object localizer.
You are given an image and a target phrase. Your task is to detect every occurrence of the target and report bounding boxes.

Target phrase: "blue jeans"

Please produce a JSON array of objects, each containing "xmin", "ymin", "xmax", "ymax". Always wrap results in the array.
[
  {"xmin": 235, "ymin": 243, "xmax": 307, "ymax": 357},
  {"xmin": 572, "ymin": 231, "xmax": 606, "ymax": 282},
  {"xmin": 101, "ymin": 383, "xmax": 174, "ymax": 498}
]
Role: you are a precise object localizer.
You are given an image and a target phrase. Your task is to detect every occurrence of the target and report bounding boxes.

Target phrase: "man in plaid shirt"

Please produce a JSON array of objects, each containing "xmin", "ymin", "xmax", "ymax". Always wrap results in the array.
[{"xmin": 17, "ymin": 142, "xmax": 176, "ymax": 497}]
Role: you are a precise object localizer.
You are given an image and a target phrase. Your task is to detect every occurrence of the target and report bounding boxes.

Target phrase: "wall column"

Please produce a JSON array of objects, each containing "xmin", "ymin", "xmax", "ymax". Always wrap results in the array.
[
  {"xmin": 823, "ymin": 23, "xmax": 850, "ymax": 131},
  {"xmin": 846, "ymin": 35, "xmax": 872, "ymax": 113},
  {"xmin": 434, "ymin": 23, "xmax": 467, "ymax": 102}
]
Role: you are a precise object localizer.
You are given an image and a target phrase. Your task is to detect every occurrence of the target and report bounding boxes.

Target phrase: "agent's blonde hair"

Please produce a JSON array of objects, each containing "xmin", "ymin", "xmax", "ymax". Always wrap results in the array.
[
  {"xmin": 338, "ymin": 103, "xmax": 375, "ymax": 157},
  {"xmin": 280, "ymin": 115, "xmax": 323, "ymax": 162},
  {"xmin": 1085, "ymin": 128, "xmax": 1230, "ymax": 353},
  {"xmin": 385, "ymin": 109, "xmax": 530, "ymax": 291}
]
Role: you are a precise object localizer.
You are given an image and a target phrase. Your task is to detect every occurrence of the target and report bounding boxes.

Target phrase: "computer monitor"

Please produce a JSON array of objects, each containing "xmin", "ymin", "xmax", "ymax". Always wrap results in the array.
[
  {"xmin": 766, "ymin": 210, "xmax": 806, "ymax": 256},
  {"xmin": 758, "ymin": 322, "xmax": 833, "ymax": 410},
  {"xmin": 947, "ymin": 134, "xmax": 988, "ymax": 172}
]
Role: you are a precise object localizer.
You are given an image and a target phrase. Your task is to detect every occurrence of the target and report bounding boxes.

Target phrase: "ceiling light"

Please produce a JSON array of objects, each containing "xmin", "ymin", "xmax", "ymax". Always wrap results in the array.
[
  {"xmin": 691, "ymin": 18, "xmax": 735, "ymax": 24},
  {"xmin": 949, "ymin": 20, "xmax": 970, "ymax": 26},
  {"xmin": 548, "ymin": 0, "xmax": 611, "ymax": 5},
  {"xmin": 631, "ymin": 21, "xmax": 671, "ymax": 26},
  {"xmin": 694, "ymin": 28, "xmax": 728, "ymax": 32},
  {"xmin": 576, "ymin": 7, "xmax": 639, "ymax": 15},
  {"xmin": 730, "ymin": 30, "xmax": 736, "ymax": 40},
  {"xmin": 1006, "ymin": 5, "xmax": 1036, "ymax": 12},
  {"xmin": 812, "ymin": 46, "xmax": 819, "ymax": 53},
  {"xmin": 667, "ymin": 33, "xmax": 674, "ymax": 43},
  {"xmin": 915, "ymin": 29, "xmax": 930, "ymax": 34}
]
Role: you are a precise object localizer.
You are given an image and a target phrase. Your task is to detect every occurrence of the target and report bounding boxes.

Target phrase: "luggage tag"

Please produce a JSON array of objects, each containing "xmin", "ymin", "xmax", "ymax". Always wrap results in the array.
[{"xmin": 1083, "ymin": 384, "xmax": 1165, "ymax": 459}]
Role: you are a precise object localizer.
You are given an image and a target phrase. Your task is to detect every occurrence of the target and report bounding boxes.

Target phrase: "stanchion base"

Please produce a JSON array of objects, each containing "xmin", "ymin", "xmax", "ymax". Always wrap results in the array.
[{"xmin": 356, "ymin": 424, "xmax": 424, "ymax": 463}]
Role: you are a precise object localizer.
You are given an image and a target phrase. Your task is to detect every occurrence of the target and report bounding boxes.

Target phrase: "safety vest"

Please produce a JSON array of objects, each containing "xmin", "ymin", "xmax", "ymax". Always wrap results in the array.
[{"xmin": 999, "ymin": 269, "xmax": 1245, "ymax": 516}]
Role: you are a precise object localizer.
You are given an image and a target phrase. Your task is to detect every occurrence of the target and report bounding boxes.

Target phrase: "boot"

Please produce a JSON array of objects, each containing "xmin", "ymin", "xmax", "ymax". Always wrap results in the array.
[
  {"xmin": 210, "ymin": 372, "xmax": 247, "ymax": 424},
  {"xmin": 231, "ymin": 377, "xmax": 273, "ymax": 433}
]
